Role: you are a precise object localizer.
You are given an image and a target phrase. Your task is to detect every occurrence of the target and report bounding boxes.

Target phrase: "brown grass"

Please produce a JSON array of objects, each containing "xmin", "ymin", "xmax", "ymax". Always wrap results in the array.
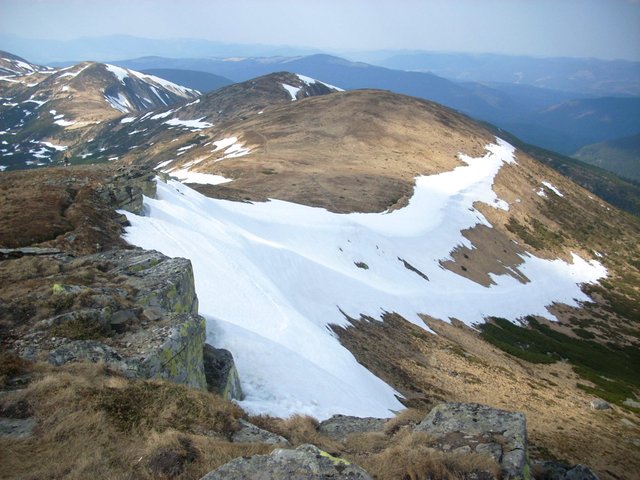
[
  {"xmin": 383, "ymin": 408, "xmax": 426, "ymax": 436},
  {"xmin": 0, "ymin": 362, "xmax": 269, "ymax": 480},
  {"xmin": 348, "ymin": 430, "xmax": 501, "ymax": 480},
  {"xmin": 0, "ymin": 351, "xmax": 31, "ymax": 387},
  {"xmin": 248, "ymin": 413, "xmax": 342, "ymax": 453}
]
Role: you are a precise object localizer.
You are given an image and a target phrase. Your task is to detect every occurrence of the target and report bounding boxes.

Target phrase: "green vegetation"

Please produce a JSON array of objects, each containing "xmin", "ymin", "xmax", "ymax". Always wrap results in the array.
[
  {"xmin": 480, "ymin": 317, "xmax": 640, "ymax": 409},
  {"xmin": 505, "ymin": 217, "xmax": 565, "ymax": 251}
]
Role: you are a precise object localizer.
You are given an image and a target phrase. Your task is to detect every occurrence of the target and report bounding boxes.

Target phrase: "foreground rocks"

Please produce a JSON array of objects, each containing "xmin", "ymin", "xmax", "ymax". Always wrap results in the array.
[
  {"xmin": 415, "ymin": 402, "xmax": 527, "ymax": 480},
  {"xmin": 200, "ymin": 444, "xmax": 372, "ymax": 480},
  {"xmin": 200, "ymin": 402, "xmax": 536, "ymax": 480}
]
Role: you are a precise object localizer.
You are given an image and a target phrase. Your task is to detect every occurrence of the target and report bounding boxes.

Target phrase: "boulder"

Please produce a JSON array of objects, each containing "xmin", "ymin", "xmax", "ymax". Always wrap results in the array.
[
  {"xmin": 200, "ymin": 444, "xmax": 372, "ymax": 480},
  {"xmin": 318, "ymin": 414, "xmax": 387, "ymax": 442},
  {"xmin": 138, "ymin": 314, "xmax": 208, "ymax": 389},
  {"xmin": 589, "ymin": 399, "xmax": 610, "ymax": 410},
  {"xmin": 415, "ymin": 403, "xmax": 528, "ymax": 480},
  {"xmin": 232, "ymin": 419, "xmax": 290, "ymax": 445},
  {"xmin": 203, "ymin": 344, "xmax": 243, "ymax": 400}
]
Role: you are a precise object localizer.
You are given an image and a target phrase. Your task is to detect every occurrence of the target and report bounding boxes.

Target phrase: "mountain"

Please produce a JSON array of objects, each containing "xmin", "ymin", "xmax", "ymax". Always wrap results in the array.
[
  {"xmin": 1, "ymin": 65, "xmax": 639, "ymax": 479},
  {"xmin": 0, "ymin": 60, "xmax": 199, "ymax": 171},
  {"xmin": 142, "ymin": 68, "xmax": 233, "ymax": 92},
  {"xmin": 55, "ymin": 71, "xmax": 343, "ymax": 167},
  {"xmin": 502, "ymin": 97, "xmax": 640, "ymax": 155},
  {"xmin": 574, "ymin": 132, "xmax": 640, "ymax": 181},
  {"xmin": 0, "ymin": 50, "xmax": 53, "ymax": 76},
  {"xmin": 379, "ymin": 51, "xmax": 640, "ymax": 96},
  {"xmin": 116, "ymin": 54, "xmax": 640, "ymax": 156}
]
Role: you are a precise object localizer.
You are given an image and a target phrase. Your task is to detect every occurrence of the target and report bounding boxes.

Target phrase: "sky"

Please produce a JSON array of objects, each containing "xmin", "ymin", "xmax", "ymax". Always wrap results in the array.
[{"xmin": 1, "ymin": 0, "xmax": 639, "ymax": 60}]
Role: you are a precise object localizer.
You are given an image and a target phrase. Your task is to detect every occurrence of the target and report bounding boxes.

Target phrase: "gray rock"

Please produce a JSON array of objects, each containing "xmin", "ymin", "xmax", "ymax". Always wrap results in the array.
[
  {"xmin": 0, "ymin": 417, "xmax": 37, "ymax": 438},
  {"xmin": 318, "ymin": 414, "xmax": 387, "ymax": 442},
  {"xmin": 475, "ymin": 442, "xmax": 503, "ymax": 462},
  {"xmin": 138, "ymin": 314, "xmax": 208, "ymax": 389},
  {"xmin": 110, "ymin": 309, "xmax": 138, "ymax": 333},
  {"xmin": 48, "ymin": 340, "xmax": 127, "ymax": 368},
  {"xmin": 232, "ymin": 419, "xmax": 290, "ymax": 446},
  {"xmin": 203, "ymin": 344, "xmax": 243, "ymax": 400},
  {"xmin": 0, "ymin": 247, "xmax": 63, "ymax": 260},
  {"xmin": 589, "ymin": 399, "xmax": 610, "ymax": 410},
  {"xmin": 200, "ymin": 444, "xmax": 372, "ymax": 480},
  {"xmin": 416, "ymin": 403, "xmax": 527, "ymax": 480},
  {"xmin": 533, "ymin": 461, "xmax": 599, "ymax": 480}
]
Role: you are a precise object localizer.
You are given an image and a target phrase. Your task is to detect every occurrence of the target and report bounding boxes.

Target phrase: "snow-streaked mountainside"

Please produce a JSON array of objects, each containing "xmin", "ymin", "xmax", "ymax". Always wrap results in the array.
[
  {"xmin": 0, "ymin": 50, "xmax": 53, "ymax": 76},
  {"xmin": 0, "ymin": 59, "xmax": 199, "ymax": 170},
  {"xmin": 122, "ymin": 138, "xmax": 605, "ymax": 419}
]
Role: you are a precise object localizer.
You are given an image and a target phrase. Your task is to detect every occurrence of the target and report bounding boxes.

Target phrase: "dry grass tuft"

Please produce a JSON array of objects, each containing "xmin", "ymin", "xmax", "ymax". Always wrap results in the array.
[
  {"xmin": 353, "ymin": 430, "xmax": 501, "ymax": 480},
  {"xmin": 383, "ymin": 408, "xmax": 426, "ymax": 436},
  {"xmin": 249, "ymin": 413, "xmax": 342, "ymax": 453}
]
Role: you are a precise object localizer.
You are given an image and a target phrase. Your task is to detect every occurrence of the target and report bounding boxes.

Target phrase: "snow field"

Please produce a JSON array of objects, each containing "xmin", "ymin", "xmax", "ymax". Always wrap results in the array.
[{"xmin": 122, "ymin": 138, "xmax": 606, "ymax": 420}]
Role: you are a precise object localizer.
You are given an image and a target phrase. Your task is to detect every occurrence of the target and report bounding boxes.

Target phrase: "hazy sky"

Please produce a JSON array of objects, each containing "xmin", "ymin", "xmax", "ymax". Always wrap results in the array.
[{"xmin": 1, "ymin": 0, "xmax": 639, "ymax": 60}]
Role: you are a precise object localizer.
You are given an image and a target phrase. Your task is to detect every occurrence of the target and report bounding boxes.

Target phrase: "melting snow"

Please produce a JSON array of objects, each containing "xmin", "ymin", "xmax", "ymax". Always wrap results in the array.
[
  {"xmin": 58, "ymin": 64, "xmax": 90, "ymax": 79},
  {"xmin": 105, "ymin": 93, "xmax": 133, "ymax": 113},
  {"xmin": 105, "ymin": 64, "xmax": 129, "ymax": 85},
  {"xmin": 0, "ymin": 165, "xmax": 7, "ymax": 172},
  {"xmin": 281, "ymin": 83, "xmax": 300, "ymax": 101},
  {"xmin": 120, "ymin": 117, "xmax": 136, "ymax": 124},
  {"xmin": 542, "ymin": 181, "xmax": 564, "ymax": 197},
  {"xmin": 165, "ymin": 168, "xmax": 232, "ymax": 185},
  {"xmin": 212, "ymin": 136, "xmax": 251, "ymax": 160},
  {"xmin": 122, "ymin": 138, "xmax": 606, "ymax": 420},
  {"xmin": 164, "ymin": 118, "xmax": 213, "ymax": 129},
  {"xmin": 151, "ymin": 109, "xmax": 176, "ymax": 120},
  {"xmin": 54, "ymin": 119, "xmax": 76, "ymax": 127},
  {"xmin": 296, "ymin": 74, "xmax": 344, "ymax": 92}
]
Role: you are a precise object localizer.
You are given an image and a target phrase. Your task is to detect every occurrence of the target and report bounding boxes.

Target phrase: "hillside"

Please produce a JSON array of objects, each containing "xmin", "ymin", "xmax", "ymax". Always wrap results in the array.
[
  {"xmin": 574, "ymin": 133, "xmax": 640, "ymax": 182},
  {"xmin": 0, "ymin": 60, "xmax": 199, "ymax": 171},
  {"xmin": 116, "ymin": 88, "xmax": 640, "ymax": 476}
]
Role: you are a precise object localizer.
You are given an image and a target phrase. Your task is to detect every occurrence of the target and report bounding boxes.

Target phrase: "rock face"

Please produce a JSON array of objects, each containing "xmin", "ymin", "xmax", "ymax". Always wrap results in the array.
[
  {"xmin": 415, "ymin": 403, "xmax": 528, "ymax": 480},
  {"xmin": 137, "ymin": 314, "xmax": 207, "ymax": 389},
  {"xmin": 200, "ymin": 444, "xmax": 372, "ymax": 480},
  {"xmin": 231, "ymin": 419, "xmax": 290, "ymax": 446},
  {"xmin": 203, "ymin": 344, "xmax": 243, "ymax": 400},
  {"xmin": 318, "ymin": 414, "xmax": 387, "ymax": 442},
  {"xmin": 589, "ymin": 399, "xmax": 610, "ymax": 410}
]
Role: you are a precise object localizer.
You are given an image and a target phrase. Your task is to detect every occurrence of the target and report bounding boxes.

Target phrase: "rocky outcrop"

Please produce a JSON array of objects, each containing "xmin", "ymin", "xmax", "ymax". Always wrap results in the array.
[
  {"xmin": 203, "ymin": 344, "xmax": 243, "ymax": 400},
  {"xmin": 415, "ymin": 403, "xmax": 528, "ymax": 480},
  {"xmin": 231, "ymin": 419, "xmax": 290, "ymax": 446},
  {"xmin": 200, "ymin": 444, "xmax": 372, "ymax": 480},
  {"xmin": 319, "ymin": 414, "xmax": 387, "ymax": 442},
  {"xmin": 95, "ymin": 165, "xmax": 156, "ymax": 215}
]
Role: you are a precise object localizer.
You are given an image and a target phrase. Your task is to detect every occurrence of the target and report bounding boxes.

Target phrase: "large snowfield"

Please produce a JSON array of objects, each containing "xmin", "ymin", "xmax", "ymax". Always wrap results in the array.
[{"xmin": 122, "ymin": 138, "xmax": 606, "ymax": 420}]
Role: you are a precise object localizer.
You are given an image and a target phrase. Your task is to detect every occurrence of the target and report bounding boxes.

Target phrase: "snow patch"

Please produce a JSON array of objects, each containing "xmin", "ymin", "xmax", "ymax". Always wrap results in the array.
[
  {"xmin": 122, "ymin": 138, "xmax": 606, "ymax": 420},
  {"xmin": 282, "ymin": 83, "xmax": 300, "ymax": 100},
  {"xmin": 296, "ymin": 73, "xmax": 344, "ymax": 92},
  {"xmin": 54, "ymin": 119, "xmax": 76, "ymax": 127},
  {"xmin": 541, "ymin": 181, "xmax": 564, "ymax": 197},
  {"xmin": 164, "ymin": 118, "xmax": 213, "ymax": 129},
  {"xmin": 166, "ymin": 168, "xmax": 232, "ymax": 185},
  {"xmin": 120, "ymin": 117, "xmax": 136, "ymax": 124},
  {"xmin": 104, "ymin": 93, "xmax": 133, "ymax": 113}
]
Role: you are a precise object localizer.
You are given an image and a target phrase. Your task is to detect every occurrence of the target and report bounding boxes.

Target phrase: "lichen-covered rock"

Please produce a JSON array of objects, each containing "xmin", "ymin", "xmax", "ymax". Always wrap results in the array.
[
  {"xmin": 589, "ymin": 399, "xmax": 610, "ymax": 410},
  {"xmin": 203, "ymin": 344, "xmax": 243, "ymax": 400},
  {"xmin": 319, "ymin": 414, "xmax": 387, "ymax": 442},
  {"xmin": 415, "ymin": 403, "xmax": 528, "ymax": 480},
  {"xmin": 138, "ymin": 314, "xmax": 207, "ymax": 389},
  {"xmin": 200, "ymin": 444, "xmax": 372, "ymax": 480},
  {"xmin": 104, "ymin": 249, "xmax": 199, "ymax": 316},
  {"xmin": 232, "ymin": 419, "xmax": 290, "ymax": 445}
]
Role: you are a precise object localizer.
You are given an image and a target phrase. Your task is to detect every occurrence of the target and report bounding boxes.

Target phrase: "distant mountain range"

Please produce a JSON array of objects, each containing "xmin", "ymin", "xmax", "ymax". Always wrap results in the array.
[{"xmin": 378, "ymin": 51, "xmax": 640, "ymax": 96}]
